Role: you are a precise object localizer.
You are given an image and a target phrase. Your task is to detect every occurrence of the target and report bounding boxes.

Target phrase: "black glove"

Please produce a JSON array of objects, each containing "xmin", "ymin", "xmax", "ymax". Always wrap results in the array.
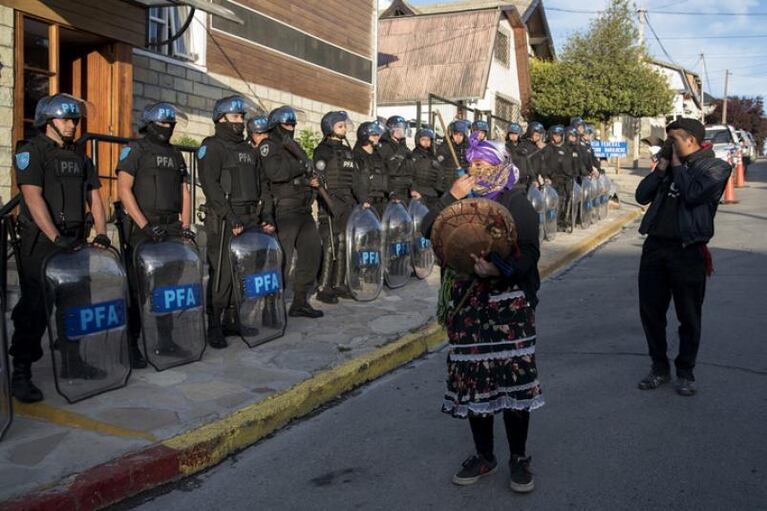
[
  {"xmin": 228, "ymin": 213, "xmax": 244, "ymax": 231},
  {"xmin": 54, "ymin": 235, "xmax": 82, "ymax": 251},
  {"xmin": 93, "ymin": 234, "xmax": 111, "ymax": 249},
  {"xmin": 659, "ymin": 139, "xmax": 674, "ymax": 161},
  {"xmin": 142, "ymin": 223, "xmax": 167, "ymax": 242},
  {"xmin": 181, "ymin": 227, "xmax": 196, "ymax": 241}
]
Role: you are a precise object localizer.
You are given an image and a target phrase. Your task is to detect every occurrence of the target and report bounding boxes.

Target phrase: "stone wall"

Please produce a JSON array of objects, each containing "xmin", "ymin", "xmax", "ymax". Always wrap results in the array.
[{"xmin": 0, "ymin": 6, "xmax": 14, "ymax": 203}]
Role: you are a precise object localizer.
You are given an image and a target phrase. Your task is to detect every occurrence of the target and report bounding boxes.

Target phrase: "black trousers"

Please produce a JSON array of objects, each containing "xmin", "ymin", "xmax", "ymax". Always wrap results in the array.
[
  {"xmin": 275, "ymin": 212, "xmax": 321, "ymax": 301},
  {"xmin": 553, "ymin": 179, "xmax": 574, "ymax": 228},
  {"xmin": 469, "ymin": 410, "xmax": 530, "ymax": 461},
  {"xmin": 638, "ymin": 236, "xmax": 707, "ymax": 380},
  {"xmin": 318, "ymin": 205, "xmax": 353, "ymax": 288}
]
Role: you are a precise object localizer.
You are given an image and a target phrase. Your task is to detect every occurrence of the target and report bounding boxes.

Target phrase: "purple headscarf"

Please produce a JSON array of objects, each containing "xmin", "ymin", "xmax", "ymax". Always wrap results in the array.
[{"xmin": 465, "ymin": 132, "xmax": 518, "ymax": 199}]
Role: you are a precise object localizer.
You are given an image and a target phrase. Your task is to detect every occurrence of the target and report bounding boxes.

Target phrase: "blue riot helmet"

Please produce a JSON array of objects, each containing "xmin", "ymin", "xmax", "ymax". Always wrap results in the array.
[
  {"xmin": 357, "ymin": 121, "xmax": 385, "ymax": 146},
  {"xmin": 212, "ymin": 95, "xmax": 249, "ymax": 122},
  {"xmin": 585, "ymin": 124, "xmax": 595, "ymax": 136},
  {"xmin": 548, "ymin": 124, "xmax": 565, "ymax": 144},
  {"xmin": 386, "ymin": 115, "xmax": 408, "ymax": 140},
  {"xmin": 565, "ymin": 125, "xmax": 578, "ymax": 142},
  {"xmin": 33, "ymin": 93, "xmax": 89, "ymax": 128},
  {"xmin": 449, "ymin": 119, "xmax": 471, "ymax": 137},
  {"xmin": 526, "ymin": 121, "xmax": 545, "ymax": 139},
  {"xmin": 415, "ymin": 128, "xmax": 435, "ymax": 149},
  {"xmin": 247, "ymin": 115, "xmax": 270, "ymax": 136},
  {"xmin": 139, "ymin": 102, "xmax": 188, "ymax": 131},
  {"xmin": 267, "ymin": 105, "xmax": 298, "ymax": 130},
  {"xmin": 471, "ymin": 120, "xmax": 489, "ymax": 133},
  {"xmin": 321, "ymin": 110, "xmax": 353, "ymax": 138},
  {"xmin": 571, "ymin": 116, "xmax": 586, "ymax": 133},
  {"xmin": 507, "ymin": 122, "xmax": 523, "ymax": 135}
]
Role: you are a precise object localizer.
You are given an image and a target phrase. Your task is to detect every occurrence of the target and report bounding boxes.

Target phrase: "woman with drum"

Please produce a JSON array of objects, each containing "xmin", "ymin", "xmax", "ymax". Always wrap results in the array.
[{"xmin": 421, "ymin": 133, "xmax": 544, "ymax": 494}]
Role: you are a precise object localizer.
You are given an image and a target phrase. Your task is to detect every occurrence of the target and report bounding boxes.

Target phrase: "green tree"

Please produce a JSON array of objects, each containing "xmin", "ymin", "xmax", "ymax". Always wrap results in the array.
[
  {"xmin": 297, "ymin": 128, "xmax": 322, "ymax": 159},
  {"xmin": 530, "ymin": 0, "xmax": 673, "ymax": 124}
]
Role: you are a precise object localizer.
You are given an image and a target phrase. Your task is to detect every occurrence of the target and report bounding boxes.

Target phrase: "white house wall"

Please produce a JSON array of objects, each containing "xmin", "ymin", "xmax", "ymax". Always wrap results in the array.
[{"xmin": 475, "ymin": 25, "xmax": 521, "ymax": 117}]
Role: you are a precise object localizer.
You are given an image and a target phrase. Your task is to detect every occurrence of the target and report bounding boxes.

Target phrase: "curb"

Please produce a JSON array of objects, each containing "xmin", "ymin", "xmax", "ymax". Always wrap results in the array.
[{"xmin": 1, "ymin": 207, "xmax": 643, "ymax": 511}]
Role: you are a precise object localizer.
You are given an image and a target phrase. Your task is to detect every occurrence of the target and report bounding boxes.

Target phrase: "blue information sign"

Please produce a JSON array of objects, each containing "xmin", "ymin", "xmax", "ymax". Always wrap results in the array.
[{"xmin": 592, "ymin": 141, "xmax": 628, "ymax": 158}]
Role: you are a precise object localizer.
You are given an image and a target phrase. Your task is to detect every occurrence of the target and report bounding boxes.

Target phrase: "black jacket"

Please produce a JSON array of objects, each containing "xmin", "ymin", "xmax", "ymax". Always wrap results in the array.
[
  {"xmin": 421, "ymin": 188, "xmax": 541, "ymax": 307},
  {"xmin": 636, "ymin": 147, "xmax": 731, "ymax": 246}
]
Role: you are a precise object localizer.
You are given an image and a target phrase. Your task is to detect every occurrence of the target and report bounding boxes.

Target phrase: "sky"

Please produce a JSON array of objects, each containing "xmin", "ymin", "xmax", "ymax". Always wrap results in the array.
[{"xmin": 381, "ymin": 0, "xmax": 767, "ymax": 99}]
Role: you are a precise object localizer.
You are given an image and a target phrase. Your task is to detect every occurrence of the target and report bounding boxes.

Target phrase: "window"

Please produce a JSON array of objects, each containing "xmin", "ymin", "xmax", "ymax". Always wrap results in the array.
[
  {"xmin": 148, "ymin": 6, "xmax": 198, "ymax": 62},
  {"xmin": 495, "ymin": 95, "xmax": 520, "ymax": 123},
  {"xmin": 494, "ymin": 30, "xmax": 510, "ymax": 67}
]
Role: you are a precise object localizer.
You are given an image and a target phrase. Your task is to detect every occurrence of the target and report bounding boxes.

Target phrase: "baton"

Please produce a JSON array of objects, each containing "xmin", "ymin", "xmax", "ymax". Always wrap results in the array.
[
  {"xmin": 215, "ymin": 171, "xmax": 232, "ymax": 294},
  {"xmin": 435, "ymin": 110, "xmax": 462, "ymax": 171}
]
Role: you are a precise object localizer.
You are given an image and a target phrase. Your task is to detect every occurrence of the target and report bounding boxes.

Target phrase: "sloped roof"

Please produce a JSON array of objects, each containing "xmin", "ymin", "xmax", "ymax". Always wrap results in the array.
[
  {"xmin": 416, "ymin": 1, "xmax": 536, "ymax": 21},
  {"xmin": 377, "ymin": 9, "xmax": 501, "ymax": 104}
]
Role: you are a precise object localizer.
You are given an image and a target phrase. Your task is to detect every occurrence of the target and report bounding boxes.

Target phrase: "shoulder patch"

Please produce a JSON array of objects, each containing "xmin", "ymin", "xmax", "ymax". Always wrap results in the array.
[
  {"xmin": 15, "ymin": 152, "xmax": 30, "ymax": 171},
  {"xmin": 197, "ymin": 145, "xmax": 207, "ymax": 160},
  {"xmin": 260, "ymin": 144, "xmax": 269, "ymax": 157},
  {"xmin": 437, "ymin": 155, "xmax": 444, "ymax": 162},
  {"xmin": 315, "ymin": 160, "xmax": 326, "ymax": 171},
  {"xmin": 119, "ymin": 146, "xmax": 131, "ymax": 161}
]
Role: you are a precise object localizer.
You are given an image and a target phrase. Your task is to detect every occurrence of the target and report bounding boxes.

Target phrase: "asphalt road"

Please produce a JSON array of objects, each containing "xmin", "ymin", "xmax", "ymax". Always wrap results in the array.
[{"xmin": 127, "ymin": 162, "xmax": 767, "ymax": 511}]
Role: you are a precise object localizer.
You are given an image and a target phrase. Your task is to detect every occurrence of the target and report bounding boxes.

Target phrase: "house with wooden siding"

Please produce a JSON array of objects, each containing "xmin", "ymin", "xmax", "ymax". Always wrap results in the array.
[
  {"xmin": 377, "ymin": 0, "xmax": 554, "ymax": 140},
  {"xmin": 0, "ymin": 0, "xmax": 377, "ymax": 204}
]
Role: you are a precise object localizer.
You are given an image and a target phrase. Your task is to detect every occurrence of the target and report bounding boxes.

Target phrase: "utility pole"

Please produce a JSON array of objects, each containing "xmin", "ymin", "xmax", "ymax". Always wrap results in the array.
[
  {"xmin": 722, "ymin": 70, "xmax": 730, "ymax": 124},
  {"xmin": 633, "ymin": 1, "xmax": 646, "ymax": 168},
  {"xmin": 700, "ymin": 52, "xmax": 706, "ymax": 123},
  {"xmin": 637, "ymin": 2, "xmax": 646, "ymax": 48}
]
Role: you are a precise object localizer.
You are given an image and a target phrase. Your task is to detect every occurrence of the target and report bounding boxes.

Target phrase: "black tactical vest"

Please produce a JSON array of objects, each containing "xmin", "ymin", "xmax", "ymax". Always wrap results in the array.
[
  {"xmin": 42, "ymin": 144, "xmax": 88, "ymax": 227},
  {"xmin": 214, "ymin": 138, "xmax": 260, "ymax": 204},
  {"xmin": 412, "ymin": 147, "xmax": 440, "ymax": 193},
  {"xmin": 131, "ymin": 139, "xmax": 185, "ymax": 215},
  {"xmin": 316, "ymin": 139, "xmax": 355, "ymax": 194}
]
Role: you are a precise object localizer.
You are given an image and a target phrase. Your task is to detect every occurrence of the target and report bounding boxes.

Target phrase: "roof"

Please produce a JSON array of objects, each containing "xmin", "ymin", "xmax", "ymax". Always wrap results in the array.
[
  {"xmin": 377, "ymin": 9, "xmax": 502, "ymax": 104},
  {"xmin": 648, "ymin": 57, "xmax": 702, "ymax": 108},
  {"xmin": 416, "ymin": 1, "xmax": 537, "ymax": 21}
]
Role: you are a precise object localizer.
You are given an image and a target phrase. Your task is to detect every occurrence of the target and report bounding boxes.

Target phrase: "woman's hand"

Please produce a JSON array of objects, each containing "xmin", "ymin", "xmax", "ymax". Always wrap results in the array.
[
  {"xmin": 449, "ymin": 175, "xmax": 476, "ymax": 200},
  {"xmin": 471, "ymin": 252, "xmax": 500, "ymax": 278}
]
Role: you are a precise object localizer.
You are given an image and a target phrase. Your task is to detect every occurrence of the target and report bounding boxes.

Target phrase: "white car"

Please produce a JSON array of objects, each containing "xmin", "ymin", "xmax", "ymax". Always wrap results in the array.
[{"xmin": 704, "ymin": 124, "xmax": 739, "ymax": 163}]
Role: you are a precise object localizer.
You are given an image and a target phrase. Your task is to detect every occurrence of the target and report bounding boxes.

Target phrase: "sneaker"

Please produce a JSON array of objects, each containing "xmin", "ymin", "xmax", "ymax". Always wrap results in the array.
[
  {"xmin": 452, "ymin": 454, "xmax": 498, "ymax": 486},
  {"xmin": 509, "ymin": 455, "xmax": 535, "ymax": 493},
  {"xmin": 637, "ymin": 370, "xmax": 671, "ymax": 390},
  {"xmin": 675, "ymin": 378, "xmax": 697, "ymax": 397}
]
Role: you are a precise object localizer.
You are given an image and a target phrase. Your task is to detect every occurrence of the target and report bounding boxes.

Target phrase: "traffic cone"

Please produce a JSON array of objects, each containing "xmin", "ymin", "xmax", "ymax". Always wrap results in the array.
[
  {"xmin": 722, "ymin": 172, "xmax": 738, "ymax": 204},
  {"xmin": 735, "ymin": 151, "xmax": 746, "ymax": 188}
]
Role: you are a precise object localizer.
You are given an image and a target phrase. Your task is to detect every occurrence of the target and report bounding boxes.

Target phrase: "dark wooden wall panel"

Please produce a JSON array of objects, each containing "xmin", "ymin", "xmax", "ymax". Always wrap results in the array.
[{"xmin": 208, "ymin": 32, "xmax": 372, "ymax": 114}]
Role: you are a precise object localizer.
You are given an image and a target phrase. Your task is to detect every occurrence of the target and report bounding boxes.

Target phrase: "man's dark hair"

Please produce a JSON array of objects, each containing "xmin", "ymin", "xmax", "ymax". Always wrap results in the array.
[{"xmin": 666, "ymin": 118, "xmax": 705, "ymax": 145}]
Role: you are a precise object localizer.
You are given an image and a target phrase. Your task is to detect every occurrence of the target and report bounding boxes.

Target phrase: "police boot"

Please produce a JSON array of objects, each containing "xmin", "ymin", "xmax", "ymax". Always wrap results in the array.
[
  {"xmin": 221, "ymin": 307, "xmax": 240, "ymax": 337},
  {"xmin": 316, "ymin": 242, "xmax": 338, "ymax": 304},
  {"xmin": 57, "ymin": 339, "xmax": 108, "ymax": 380},
  {"xmin": 289, "ymin": 294, "xmax": 324, "ymax": 319},
  {"xmin": 155, "ymin": 318, "xmax": 189, "ymax": 357},
  {"xmin": 207, "ymin": 308, "xmax": 228, "ymax": 349},
  {"xmin": 11, "ymin": 359, "xmax": 43, "ymax": 403},
  {"xmin": 262, "ymin": 297, "xmax": 281, "ymax": 328},
  {"xmin": 332, "ymin": 237, "xmax": 353, "ymax": 300},
  {"xmin": 129, "ymin": 334, "xmax": 148, "ymax": 369}
]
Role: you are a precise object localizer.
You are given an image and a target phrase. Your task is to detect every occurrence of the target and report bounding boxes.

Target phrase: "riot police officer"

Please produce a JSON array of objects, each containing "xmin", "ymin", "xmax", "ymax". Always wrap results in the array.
[
  {"xmin": 471, "ymin": 120, "xmax": 489, "ymax": 142},
  {"xmin": 505, "ymin": 122, "xmax": 533, "ymax": 190},
  {"xmin": 116, "ymin": 102, "xmax": 193, "ymax": 364},
  {"xmin": 247, "ymin": 114, "xmax": 270, "ymax": 148},
  {"xmin": 582, "ymin": 124, "xmax": 603, "ymax": 175},
  {"xmin": 542, "ymin": 125, "xmax": 580, "ymax": 230},
  {"xmin": 411, "ymin": 128, "xmax": 441, "ymax": 210},
  {"xmin": 259, "ymin": 106, "xmax": 323, "ymax": 318},
  {"xmin": 436, "ymin": 119, "xmax": 470, "ymax": 193},
  {"xmin": 10, "ymin": 94, "xmax": 111, "ymax": 402},
  {"xmin": 198, "ymin": 96, "xmax": 276, "ymax": 348},
  {"xmin": 313, "ymin": 111, "xmax": 364, "ymax": 304},
  {"xmin": 378, "ymin": 115, "xmax": 415, "ymax": 204},
  {"xmin": 518, "ymin": 121, "xmax": 546, "ymax": 188},
  {"xmin": 352, "ymin": 121, "xmax": 389, "ymax": 217}
]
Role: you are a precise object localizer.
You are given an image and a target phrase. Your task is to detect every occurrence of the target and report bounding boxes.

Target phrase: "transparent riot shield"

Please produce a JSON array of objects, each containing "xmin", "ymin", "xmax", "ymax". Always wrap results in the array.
[
  {"xmin": 346, "ymin": 206, "xmax": 384, "ymax": 301},
  {"xmin": 589, "ymin": 176, "xmax": 600, "ymax": 223},
  {"xmin": 598, "ymin": 174, "xmax": 611, "ymax": 220},
  {"xmin": 43, "ymin": 247, "xmax": 131, "ymax": 403},
  {"xmin": 407, "ymin": 199, "xmax": 435, "ymax": 279},
  {"xmin": 135, "ymin": 239, "xmax": 205, "ymax": 371},
  {"xmin": 526, "ymin": 185, "xmax": 545, "ymax": 243},
  {"xmin": 1, "ymin": 216, "xmax": 14, "ymax": 439},
  {"xmin": 570, "ymin": 179, "xmax": 582, "ymax": 232},
  {"xmin": 543, "ymin": 185, "xmax": 559, "ymax": 242},
  {"xmin": 382, "ymin": 202, "xmax": 414, "ymax": 289},
  {"xmin": 581, "ymin": 176, "xmax": 593, "ymax": 228},
  {"xmin": 229, "ymin": 230, "xmax": 286, "ymax": 348}
]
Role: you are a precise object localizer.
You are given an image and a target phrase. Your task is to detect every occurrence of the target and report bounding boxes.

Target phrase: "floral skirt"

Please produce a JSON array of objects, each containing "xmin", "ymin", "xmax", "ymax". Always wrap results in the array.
[{"xmin": 442, "ymin": 279, "xmax": 544, "ymax": 418}]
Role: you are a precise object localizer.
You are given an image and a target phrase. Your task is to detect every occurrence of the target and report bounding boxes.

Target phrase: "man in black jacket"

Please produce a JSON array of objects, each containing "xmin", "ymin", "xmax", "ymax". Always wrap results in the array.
[{"xmin": 635, "ymin": 118, "xmax": 731, "ymax": 396}]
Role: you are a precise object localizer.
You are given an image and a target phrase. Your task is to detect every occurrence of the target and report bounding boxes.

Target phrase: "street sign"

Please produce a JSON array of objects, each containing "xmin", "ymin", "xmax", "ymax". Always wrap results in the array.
[{"xmin": 592, "ymin": 141, "xmax": 628, "ymax": 158}]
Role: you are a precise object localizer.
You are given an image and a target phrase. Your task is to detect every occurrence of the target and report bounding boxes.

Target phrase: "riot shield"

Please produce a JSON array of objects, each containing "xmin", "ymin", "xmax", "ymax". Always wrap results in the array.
[
  {"xmin": 229, "ymin": 230, "xmax": 286, "ymax": 348},
  {"xmin": 543, "ymin": 185, "xmax": 559, "ymax": 242},
  {"xmin": 382, "ymin": 202, "xmax": 414, "ymax": 289},
  {"xmin": 581, "ymin": 176, "xmax": 593, "ymax": 228},
  {"xmin": 526, "ymin": 185, "xmax": 545, "ymax": 243},
  {"xmin": 570, "ymin": 179, "xmax": 582, "ymax": 232},
  {"xmin": 346, "ymin": 206, "xmax": 384, "ymax": 301},
  {"xmin": 589, "ymin": 176, "xmax": 601, "ymax": 223},
  {"xmin": 1, "ymin": 214, "xmax": 16, "ymax": 439},
  {"xmin": 407, "ymin": 199, "xmax": 435, "ymax": 279},
  {"xmin": 598, "ymin": 174, "xmax": 611, "ymax": 220},
  {"xmin": 135, "ymin": 239, "xmax": 206, "ymax": 370},
  {"xmin": 43, "ymin": 247, "xmax": 131, "ymax": 404}
]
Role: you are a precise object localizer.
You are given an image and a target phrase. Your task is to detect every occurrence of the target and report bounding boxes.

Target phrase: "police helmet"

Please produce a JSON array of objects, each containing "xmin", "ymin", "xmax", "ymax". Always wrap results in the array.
[
  {"xmin": 386, "ymin": 115, "xmax": 408, "ymax": 134},
  {"xmin": 507, "ymin": 122, "xmax": 523, "ymax": 135},
  {"xmin": 548, "ymin": 125, "xmax": 565, "ymax": 138},
  {"xmin": 357, "ymin": 121, "xmax": 385, "ymax": 144},
  {"xmin": 268, "ymin": 105, "xmax": 298, "ymax": 130},
  {"xmin": 247, "ymin": 115, "xmax": 270, "ymax": 136},
  {"xmin": 570, "ymin": 116, "xmax": 586, "ymax": 128},
  {"xmin": 321, "ymin": 111, "xmax": 350, "ymax": 137},
  {"xmin": 565, "ymin": 125, "xmax": 578, "ymax": 138},
  {"xmin": 140, "ymin": 102, "xmax": 180, "ymax": 130},
  {"xmin": 585, "ymin": 124, "xmax": 595, "ymax": 135},
  {"xmin": 471, "ymin": 120, "xmax": 489, "ymax": 133},
  {"xmin": 33, "ymin": 94, "xmax": 87, "ymax": 128},
  {"xmin": 526, "ymin": 121, "xmax": 545, "ymax": 138},
  {"xmin": 449, "ymin": 119, "xmax": 471, "ymax": 136},
  {"xmin": 212, "ymin": 95, "xmax": 248, "ymax": 122},
  {"xmin": 415, "ymin": 128, "xmax": 435, "ymax": 142}
]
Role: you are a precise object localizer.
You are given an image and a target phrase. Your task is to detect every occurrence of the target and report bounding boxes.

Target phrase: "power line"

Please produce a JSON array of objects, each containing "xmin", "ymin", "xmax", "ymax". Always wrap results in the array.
[
  {"xmin": 546, "ymin": 6, "xmax": 767, "ymax": 16},
  {"xmin": 660, "ymin": 34, "xmax": 767, "ymax": 39},
  {"xmin": 644, "ymin": 14, "xmax": 678, "ymax": 65}
]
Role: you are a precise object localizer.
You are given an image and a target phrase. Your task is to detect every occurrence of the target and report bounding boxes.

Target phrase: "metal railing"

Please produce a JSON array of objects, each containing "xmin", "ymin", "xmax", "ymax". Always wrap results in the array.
[{"xmin": 424, "ymin": 94, "xmax": 512, "ymax": 140}]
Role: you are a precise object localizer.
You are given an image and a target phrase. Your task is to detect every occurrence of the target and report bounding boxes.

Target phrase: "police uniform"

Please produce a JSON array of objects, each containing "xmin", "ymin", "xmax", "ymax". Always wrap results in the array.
[
  {"xmin": 312, "ymin": 138, "xmax": 362, "ymax": 301},
  {"xmin": 11, "ymin": 135, "xmax": 101, "ymax": 370},
  {"xmin": 542, "ymin": 141, "xmax": 580, "ymax": 229},
  {"xmin": 516, "ymin": 138, "xmax": 543, "ymax": 189},
  {"xmin": 198, "ymin": 124, "xmax": 274, "ymax": 335},
  {"xmin": 352, "ymin": 143, "xmax": 389, "ymax": 217},
  {"xmin": 116, "ymin": 137, "xmax": 188, "ymax": 351},
  {"xmin": 435, "ymin": 137, "xmax": 468, "ymax": 194},
  {"xmin": 378, "ymin": 132, "xmax": 413, "ymax": 203},
  {"xmin": 259, "ymin": 129, "xmax": 322, "ymax": 313},
  {"xmin": 411, "ymin": 145, "xmax": 441, "ymax": 210}
]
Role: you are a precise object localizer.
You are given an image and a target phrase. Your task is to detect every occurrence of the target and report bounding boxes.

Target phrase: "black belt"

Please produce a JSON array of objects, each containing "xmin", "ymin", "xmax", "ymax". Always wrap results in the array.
[
  {"xmin": 145, "ymin": 213, "xmax": 179, "ymax": 225},
  {"xmin": 231, "ymin": 203, "xmax": 260, "ymax": 214}
]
